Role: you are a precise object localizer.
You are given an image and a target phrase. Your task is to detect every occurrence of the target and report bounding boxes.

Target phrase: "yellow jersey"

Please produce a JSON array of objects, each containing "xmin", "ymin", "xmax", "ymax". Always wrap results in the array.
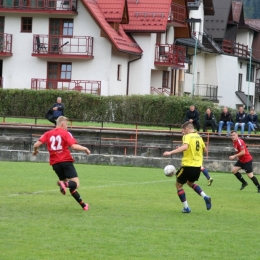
[{"xmin": 181, "ymin": 132, "xmax": 205, "ymax": 167}]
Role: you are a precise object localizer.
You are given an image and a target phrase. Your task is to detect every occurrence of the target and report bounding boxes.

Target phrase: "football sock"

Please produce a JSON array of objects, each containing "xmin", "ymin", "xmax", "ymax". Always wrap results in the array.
[
  {"xmin": 192, "ymin": 184, "xmax": 202, "ymax": 195},
  {"xmin": 201, "ymin": 167, "xmax": 210, "ymax": 180},
  {"xmin": 70, "ymin": 189, "xmax": 86, "ymax": 208},
  {"xmin": 250, "ymin": 176, "xmax": 260, "ymax": 187},
  {"xmin": 235, "ymin": 172, "xmax": 247, "ymax": 184},
  {"xmin": 65, "ymin": 180, "xmax": 77, "ymax": 190},
  {"xmin": 177, "ymin": 189, "xmax": 188, "ymax": 208}
]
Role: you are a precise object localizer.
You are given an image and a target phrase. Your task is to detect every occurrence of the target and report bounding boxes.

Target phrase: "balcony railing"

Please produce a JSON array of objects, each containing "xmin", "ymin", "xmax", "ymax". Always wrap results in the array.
[
  {"xmin": 31, "ymin": 79, "xmax": 101, "ymax": 95},
  {"xmin": 194, "ymin": 84, "xmax": 218, "ymax": 102},
  {"xmin": 154, "ymin": 44, "xmax": 186, "ymax": 68},
  {"xmin": 0, "ymin": 0, "xmax": 77, "ymax": 12},
  {"xmin": 0, "ymin": 33, "xmax": 12, "ymax": 56},
  {"xmin": 32, "ymin": 34, "xmax": 93, "ymax": 59},
  {"xmin": 168, "ymin": 3, "xmax": 186, "ymax": 24},
  {"xmin": 222, "ymin": 39, "xmax": 250, "ymax": 58}
]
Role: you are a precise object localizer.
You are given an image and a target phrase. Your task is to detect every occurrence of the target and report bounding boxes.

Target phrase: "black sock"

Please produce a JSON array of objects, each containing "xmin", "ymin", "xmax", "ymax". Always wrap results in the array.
[
  {"xmin": 250, "ymin": 176, "xmax": 260, "ymax": 188},
  {"xmin": 70, "ymin": 189, "xmax": 86, "ymax": 208},
  {"xmin": 235, "ymin": 172, "xmax": 247, "ymax": 184}
]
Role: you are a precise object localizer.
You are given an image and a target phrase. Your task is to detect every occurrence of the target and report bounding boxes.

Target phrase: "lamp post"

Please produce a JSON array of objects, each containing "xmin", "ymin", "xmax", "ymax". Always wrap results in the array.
[
  {"xmin": 191, "ymin": 36, "xmax": 198, "ymax": 98},
  {"xmin": 247, "ymin": 48, "xmax": 252, "ymax": 111}
]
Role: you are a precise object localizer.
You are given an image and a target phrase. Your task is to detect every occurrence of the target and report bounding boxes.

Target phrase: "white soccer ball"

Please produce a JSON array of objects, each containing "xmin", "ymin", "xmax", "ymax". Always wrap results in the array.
[{"xmin": 164, "ymin": 165, "xmax": 176, "ymax": 177}]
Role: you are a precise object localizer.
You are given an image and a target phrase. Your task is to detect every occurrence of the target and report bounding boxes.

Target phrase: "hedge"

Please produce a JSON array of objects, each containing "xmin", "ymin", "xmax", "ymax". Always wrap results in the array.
[{"xmin": 0, "ymin": 89, "xmax": 238, "ymax": 126}]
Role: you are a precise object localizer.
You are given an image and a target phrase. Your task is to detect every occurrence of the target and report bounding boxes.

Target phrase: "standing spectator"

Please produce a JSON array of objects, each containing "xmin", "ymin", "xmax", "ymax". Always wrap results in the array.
[
  {"xmin": 185, "ymin": 105, "xmax": 200, "ymax": 132},
  {"xmin": 229, "ymin": 130, "xmax": 260, "ymax": 192},
  {"xmin": 33, "ymin": 116, "xmax": 91, "ymax": 210},
  {"xmin": 202, "ymin": 108, "xmax": 217, "ymax": 134},
  {"xmin": 47, "ymin": 97, "xmax": 65, "ymax": 125},
  {"xmin": 247, "ymin": 108, "xmax": 258, "ymax": 137},
  {"xmin": 234, "ymin": 106, "xmax": 247, "ymax": 138},
  {"xmin": 218, "ymin": 107, "xmax": 234, "ymax": 137}
]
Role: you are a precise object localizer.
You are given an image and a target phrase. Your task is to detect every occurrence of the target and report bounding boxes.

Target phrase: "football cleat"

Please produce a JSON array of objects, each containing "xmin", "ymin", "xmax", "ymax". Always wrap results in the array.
[
  {"xmin": 204, "ymin": 196, "xmax": 212, "ymax": 210},
  {"xmin": 240, "ymin": 182, "xmax": 248, "ymax": 190},
  {"xmin": 57, "ymin": 181, "xmax": 66, "ymax": 195},
  {"xmin": 208, "ymin": 178, "xmax": 213, "ymax": 186},
  {"xmin": 182, "ymin": 207, "xmax": 191, "ymax": 213},
  {"xmin": 83, "ymin": 204, "xmax": 89, "ymax": 211}
]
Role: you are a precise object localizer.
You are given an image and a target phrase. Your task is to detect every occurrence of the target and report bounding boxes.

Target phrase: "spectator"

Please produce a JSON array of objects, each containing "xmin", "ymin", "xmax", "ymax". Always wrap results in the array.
[
  {"xmin": 185, "ymin": 105, "xmax": 200, "ymax": 132},
  {"xmin": 218, "ymin": 107, "xmax": 234, "ymax": 137},
  {"xmin": 234, "ymin": 106, "xmax": 247, "ymax": 138},
  {"xmin": 247, "ymin": 108, "xmax": 258, "ymax": 137},
  {"xmin": 202, "ymin": 108, "xmax": 217, "ymax": 134},
  {"xmin": 46, "ymin": 97, "xmax": 65, "ymax": 125}
]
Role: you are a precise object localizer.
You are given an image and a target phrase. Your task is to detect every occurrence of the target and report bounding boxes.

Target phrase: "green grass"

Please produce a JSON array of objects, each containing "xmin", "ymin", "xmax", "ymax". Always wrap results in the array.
[{"xmin": 0, "ymin": 162, "xmax": 259, "ymax": 260}]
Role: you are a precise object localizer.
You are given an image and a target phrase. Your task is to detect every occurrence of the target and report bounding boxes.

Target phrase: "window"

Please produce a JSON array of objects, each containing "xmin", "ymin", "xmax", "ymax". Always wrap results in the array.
[
  {"xmin": 246, "ymin": 64, "xmax": 255, "ymax": 82},
  {"xmin": 117, "ymin": 65, "xmax": 121, "ymax": 81},
  {"xmin": 162, "ymin": 71, "xmax": 169, "ymax": 88},
  {"xmin": 60, "ymin": 64, "xmax": 72, "ymax": 79},
  {"xmin": 63, "ymin": 20, "xmax": 73, "ymax": 36},
  {"xmin": 238, "ymin": 73, "xmax": 242, "ymax": 91},
  {"xmin": 21, "ymin": 17, "xmax": 32, "ymax": 33},
  {"xmin": 50, "ymin": 18, "xmax": 73, "ymax": 37}
]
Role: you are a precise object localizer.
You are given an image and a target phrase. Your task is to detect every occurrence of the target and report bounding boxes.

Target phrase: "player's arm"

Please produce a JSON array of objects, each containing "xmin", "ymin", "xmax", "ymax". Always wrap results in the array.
[
  {"xmin": 71, "ymin": 144, "xmax": 91, "ymax": 155},
  {"xmin": 229, "ymin": 149, "xmax": 245, "ymax": 160},
  {"xmin": 33, "ymin": 141, "xmax": 43, "ymax": 156},
  {"xmin": 163, "ymin": 144, "xmax": 188, "ymax": 156}
]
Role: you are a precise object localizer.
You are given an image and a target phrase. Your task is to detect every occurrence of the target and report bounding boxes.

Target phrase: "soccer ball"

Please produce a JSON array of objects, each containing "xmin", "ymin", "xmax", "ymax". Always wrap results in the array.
[{"xmin": 164, "ymin": 165, "xmax": 176, "ymax": 177}]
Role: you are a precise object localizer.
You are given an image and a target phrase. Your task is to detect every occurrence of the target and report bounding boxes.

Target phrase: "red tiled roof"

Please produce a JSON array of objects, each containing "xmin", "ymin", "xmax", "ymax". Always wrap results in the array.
[
  {"xmin": 83, "ymin": 0, "xmax": 142, "ymax": 55},
  {"xmin": 245, "ymin": 19, "xmax": 260, "ymax": 32},
  {"xmin": 123, "ymin": 0, "xmax": 172, "ymax": 32},
  {"xmin": 98, "ymin": 0, "xmax": 125, "ymax": 22},
  {"xmin": 232, "ymin": 1, "xmax": 243, "ymax": 24}
]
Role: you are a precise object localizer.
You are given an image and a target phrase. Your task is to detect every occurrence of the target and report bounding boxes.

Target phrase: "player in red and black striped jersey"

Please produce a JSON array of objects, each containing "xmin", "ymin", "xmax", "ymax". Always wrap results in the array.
[
  {"xmin": 33, "ymin": 116, "xmax": 91, "ymax": 210},
  {"xmin": 229, "ymin": 130, "xmax": 260, "ymax": 192}
]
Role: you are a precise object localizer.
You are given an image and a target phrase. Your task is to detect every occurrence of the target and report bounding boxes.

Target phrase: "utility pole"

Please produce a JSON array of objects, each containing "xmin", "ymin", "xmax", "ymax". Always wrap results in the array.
[{"xmin": 191, "ymin": 37, "xmax": 198, "ymax": 98}]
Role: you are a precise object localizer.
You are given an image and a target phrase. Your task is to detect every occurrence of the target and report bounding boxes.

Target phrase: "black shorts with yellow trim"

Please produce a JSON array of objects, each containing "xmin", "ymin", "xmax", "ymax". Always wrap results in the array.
[{"xmin": 176, "ymin": 166, "xmax": 201, "ymax": 185}]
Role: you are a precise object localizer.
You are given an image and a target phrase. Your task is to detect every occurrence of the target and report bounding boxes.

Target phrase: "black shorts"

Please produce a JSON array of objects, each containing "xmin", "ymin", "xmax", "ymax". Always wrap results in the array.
[
  {"xmin": 52, "ymin": 162, "xmax": 78, "ymax": 180},
  {"xmin": 176, "ymin": 166, "xmax": 201, "ymax": 184},
  {"xmin": 234, "ymin": 160, "xmax": 253, "ymax": 173}
]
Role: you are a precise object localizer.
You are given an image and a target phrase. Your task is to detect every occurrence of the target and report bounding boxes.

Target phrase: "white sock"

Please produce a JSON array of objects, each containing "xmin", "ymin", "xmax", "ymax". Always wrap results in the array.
[
  {"xmin": 200, "ymin": 191, "xmax": 207, "ymax": 198},
  {"xmin": 183, "ymin": 200, "xmax": 189, "ymax": 208}
]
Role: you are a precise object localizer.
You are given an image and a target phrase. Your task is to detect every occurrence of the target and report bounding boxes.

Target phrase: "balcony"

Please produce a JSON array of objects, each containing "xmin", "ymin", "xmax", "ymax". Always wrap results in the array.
[
  {"xmin": 154, "ymin": 44, "xmax": 186, "ymax": 69},
  {"xmin": 168, "ymin": 3, "xmax": 186, "ymax": 26},
  {"xmin": 32, "ymin": 34, "xmax": 93, "ymax": 59},
  {"xmin": 222, "ymin": 39, "xmax": 250, "ymax": 58},
  {"xmin": 0, "ymin": 0, "xmax": 77, "ymax": 14},
  {"xmin": 0, "ymin": 33, "xmax": 13, "ymax": 57},
  {"xmin": 31, "ymin": 78, "xmax": 101, "ymax": 95},
  {"xmin": 194, "ymin": 84, "xmax": 218, "ymax": 102}
]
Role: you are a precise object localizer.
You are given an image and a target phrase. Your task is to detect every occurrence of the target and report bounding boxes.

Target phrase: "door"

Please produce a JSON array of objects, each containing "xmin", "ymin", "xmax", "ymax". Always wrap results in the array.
[
  {"xmin": 49, "ymin": 19, "xmax": 61, "ymax": 53},
  {"xmin": 47, "ymin": 63, "xmax": 58, "ymax": 89}
]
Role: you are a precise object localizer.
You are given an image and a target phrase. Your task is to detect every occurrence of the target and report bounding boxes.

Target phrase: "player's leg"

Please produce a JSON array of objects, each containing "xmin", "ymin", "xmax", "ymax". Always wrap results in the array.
[
  {"xmin": 175, "ymin": 167, "xmax": 190, "ymax": 213},
  {"xmin": 201, "ymin": 166, "xmax": 213, "ymax": 186},
  {"xmin": 187, "ymin": 167, "xmax": 211, "ymax": 210},
  {"xmin": 244, "ymin": 161, "xmax": 260, "ymax": 192},
  {"xmin": 232, "ymin": 164, "xmax": 248, "ymax": 190}
]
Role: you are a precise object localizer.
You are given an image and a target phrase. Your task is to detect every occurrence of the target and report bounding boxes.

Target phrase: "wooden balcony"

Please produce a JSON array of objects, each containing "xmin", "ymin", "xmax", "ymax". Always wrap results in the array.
[
  {"xmin": 0, "ymin": 0, "xmax": 77, "ymax": 14},
  {"xmin": 168, "ymin": 3, "xmax": 186, "ymax": 27},
  {"xmin": 154, "ymin": 44, "xmax": 186, "ymax": 69},
  {"xmin": 31, "ymin": 34, "xmax": 93, "ymax": 59},
  {"xmin": 194, "ymin": 84, "xmax": 218, "ymax": 102},
  {"xmin": 0, "ymin": 33, "xmax": 13, "ymax": 57},
  {"xmin": 222, "ymin": 39, "xmax": 250, "ymax": 58},
  {"xmin": 31, "ymin": 78, "xmax": 101, "ymax": 95}
]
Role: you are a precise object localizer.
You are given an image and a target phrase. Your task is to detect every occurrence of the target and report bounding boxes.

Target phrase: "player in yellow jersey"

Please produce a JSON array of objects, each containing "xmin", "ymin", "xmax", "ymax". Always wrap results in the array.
[{"xmin": 163, "ymin": 122, "xmax": 211, "ymax": 213}]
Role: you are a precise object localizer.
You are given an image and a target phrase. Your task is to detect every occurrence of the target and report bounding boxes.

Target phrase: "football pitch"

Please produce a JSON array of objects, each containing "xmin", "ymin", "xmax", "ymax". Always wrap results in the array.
[{"xmin": 0, "ymin": 162, "xmax": 259, "ymax": 260}]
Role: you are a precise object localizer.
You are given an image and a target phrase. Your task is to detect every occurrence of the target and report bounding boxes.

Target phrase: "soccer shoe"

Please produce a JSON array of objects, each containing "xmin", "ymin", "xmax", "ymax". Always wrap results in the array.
[
  {"xmin": 204, "ymin": 196, "xmax": 211, "ymax": 210},
  {"xmin": 208, "ymin": 178, "xmax": 213, "ymax": 186},
  {"xmin": 83, "ymin": 204, "xmax": 89, "ymax": 211},
  {"xmin": 57, "ymin": 181, "xmax": 66, "ymax": 195},
  {"xmin": 182, "ymin": 207, "xmax": 191, "ymax": 213},
  {"xmin": 240, "ymin": 182, "xmax": 248, "ymax": 190}
]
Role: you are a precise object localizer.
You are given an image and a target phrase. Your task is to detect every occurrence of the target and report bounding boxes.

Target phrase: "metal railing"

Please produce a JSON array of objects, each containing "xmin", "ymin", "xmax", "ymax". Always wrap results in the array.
[
  {"xmin": 168, "ymin": 3, "xmax": 186, "ymax": 24},
  {"xmin": 32, "ymin": 34, "xmax": 93, "ymax": 57},
  {"xmin": 0, "ymin": 33, "xmax": 12, "ymax": 55},
  {"xmin": 154, "ymin": 44, "xmax": 186, "ymax": 67},
  {"xmin": 150, "ymin": 87, "xmax": 171, "ymax": 96},
  {"xmin": 0, "ymin": 0, "xmax": 77, "ymax": 11},
  {"xmin": 193, "ymin": 84, "xmax": 218, "ymax": 101},
  {"xmin": 31, "ymin": 78, "xmax": 101, "ymax": 95}
]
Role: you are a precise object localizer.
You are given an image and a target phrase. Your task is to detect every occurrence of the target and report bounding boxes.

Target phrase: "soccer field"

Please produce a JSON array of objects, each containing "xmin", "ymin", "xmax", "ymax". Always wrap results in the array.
[{"xmin": 0, "ymin": 162, "xmax": 259, "ymax": 260}]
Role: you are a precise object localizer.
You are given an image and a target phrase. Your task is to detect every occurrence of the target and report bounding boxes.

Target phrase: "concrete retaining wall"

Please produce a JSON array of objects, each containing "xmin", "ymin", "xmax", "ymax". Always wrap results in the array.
[{"xmin": 1, "ymin": 149, "xmax": 260, "ymax": 174}]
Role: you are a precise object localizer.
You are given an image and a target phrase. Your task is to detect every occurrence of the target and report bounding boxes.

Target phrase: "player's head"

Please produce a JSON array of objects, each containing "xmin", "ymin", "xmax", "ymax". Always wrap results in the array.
[
  {"xmin": 57, "ymin": 97, "xmax": 62, "ymax": 103},
  {"xmin": 181, "ymin": 121, "xmax": 194, "ymax": 134},
  {"xmin": 56, "ymin": 116, "xmax": 68, "ymax": 130},
  {"xmin": 230, "ymin": 130, "xmax": 238, "ymax": 141}
]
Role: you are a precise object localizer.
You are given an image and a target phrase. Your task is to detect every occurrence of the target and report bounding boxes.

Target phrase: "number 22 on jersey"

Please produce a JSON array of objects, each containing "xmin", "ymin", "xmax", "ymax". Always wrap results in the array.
[{"xmin": 50, "ymin": 135, "xmax": 63, "ymax": 151}]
